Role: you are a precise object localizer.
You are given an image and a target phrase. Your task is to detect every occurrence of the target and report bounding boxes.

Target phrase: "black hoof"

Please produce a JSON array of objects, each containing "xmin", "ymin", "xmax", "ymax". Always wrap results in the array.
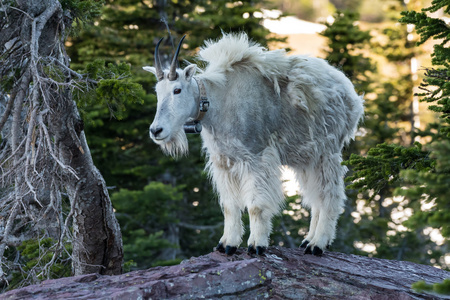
[
  {"xmin": 300, "ymin": 240, "xmax": 309, "ymax": 248},
  {"xmin": 216, "ymin": 243, "xmax": 225, "ymax": 253},
  {"xmin": 256, "ymin": 246, "xmax": 266, "ymax": 256},
  {"xmin": 305, "ymin": 245, "xmax": 324, "ymax": 256},
  {"xmin": 304, "ymin": 245, "xmax": 313, "ymax": 255},
  {"xmin": 248, "ymin": 245, "xmax": 266, "ymax": 256},
  {"xmin": 225, "ymin": 245, "xmax": 237, "ymax": 255},
  {"xmin": 312, "ymin": 246, "xmax": 323, "ymax": 256}
]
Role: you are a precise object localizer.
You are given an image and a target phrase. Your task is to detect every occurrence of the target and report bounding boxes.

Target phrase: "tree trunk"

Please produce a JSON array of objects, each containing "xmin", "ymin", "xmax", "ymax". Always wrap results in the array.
[
  {"xmin": 49, "ymin": 93, "xmax": 123, "ymax": 275},
  {"xmin": 159, "ymin": 223, "xmax": 180, "ymax": 262},
  {"xmin": 0, "ymin": 0, "xmax": 123, "ymax": 279}
]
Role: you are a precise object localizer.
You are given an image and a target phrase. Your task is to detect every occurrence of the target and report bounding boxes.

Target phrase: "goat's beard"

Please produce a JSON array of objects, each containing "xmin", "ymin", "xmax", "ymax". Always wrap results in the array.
[{"xmin": 160, "ymin": 128, "xmax": 189, "ymax": 158}]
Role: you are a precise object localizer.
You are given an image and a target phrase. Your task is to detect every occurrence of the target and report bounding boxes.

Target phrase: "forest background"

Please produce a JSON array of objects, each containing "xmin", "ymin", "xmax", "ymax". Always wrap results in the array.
[{"xmin": 0, "ymin": 0, "xmax": 449, "ymax": 292}]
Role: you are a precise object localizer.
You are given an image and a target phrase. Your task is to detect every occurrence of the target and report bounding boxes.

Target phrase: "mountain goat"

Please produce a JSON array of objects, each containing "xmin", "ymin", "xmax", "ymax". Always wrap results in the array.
[{"xmin": 143, "ymin": 33, "xmax": 364, "ymax": 256}]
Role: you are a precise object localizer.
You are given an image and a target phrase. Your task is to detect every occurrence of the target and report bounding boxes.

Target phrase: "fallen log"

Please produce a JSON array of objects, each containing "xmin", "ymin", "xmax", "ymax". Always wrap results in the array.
[{"xmin": 3, "ymin": 247, "xmax": 449, "ymax": 299}]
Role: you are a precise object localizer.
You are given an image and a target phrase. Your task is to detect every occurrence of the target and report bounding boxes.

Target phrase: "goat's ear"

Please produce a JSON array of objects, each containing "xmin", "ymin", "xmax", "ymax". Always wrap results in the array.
[
  {"xmin": 143, "ymin": 66, "xmax": 157, "ymax": 77},
  {"xmin": 183, "ymin": 64, "xmax": 197, "ymax": 81}
]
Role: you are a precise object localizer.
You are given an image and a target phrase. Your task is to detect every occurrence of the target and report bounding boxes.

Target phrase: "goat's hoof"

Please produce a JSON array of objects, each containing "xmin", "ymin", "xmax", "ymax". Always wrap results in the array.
[
  {"xmin": 312, "ymin": 246, "xmax": 323, "ymax": 256},
  {"xmin": 256, "ymin": 246, "xmax": 266, "ymax": 256},
  {"xmin": 216, "ymin": 243, "xmax": 225, "ymax": 253},
  {"xmin": 300, "ymin": 240, "xmax": 309, "ymax": 248},
  {"xmin": 304, "ymin": 245, "xmax": 313, "ymax": 255},
  {"xmin": 305, "ymin": 245, "xmax": 323, "ymax": 256},
  {"xmin": 248, "ymin": 245, "xmax": 266, "ymax": 256},
  {"xmin": 225, "ymin": 245, "xmax": 237, "ymax": 255}
]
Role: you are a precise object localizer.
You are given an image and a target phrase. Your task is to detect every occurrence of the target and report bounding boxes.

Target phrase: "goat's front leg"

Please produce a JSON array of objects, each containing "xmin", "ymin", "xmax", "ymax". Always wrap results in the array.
[
  {"xmin": 247, "ymin": 205, "xmax": 274, "ymax": 255},
  {"xmin": 211, "ymin": 163, "xmax": 244, "ymax": 255},
  {"xmin": 217, "ymin": 202, "xmax": 243, "ymax": 255}
]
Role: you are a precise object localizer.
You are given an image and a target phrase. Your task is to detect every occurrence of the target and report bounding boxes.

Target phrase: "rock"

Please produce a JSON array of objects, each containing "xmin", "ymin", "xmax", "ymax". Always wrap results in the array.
[{"xmin": 2, "ymin": 247, "xmax": 449, "ymax": 299}]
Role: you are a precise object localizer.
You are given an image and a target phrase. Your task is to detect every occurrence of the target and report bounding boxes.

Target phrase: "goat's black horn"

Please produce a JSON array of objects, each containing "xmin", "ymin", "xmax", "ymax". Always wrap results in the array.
[
  {"xmin": 154, "ymin": 37, "xmax": 164, "ymax": 81},
  {"xmin": 168, "ymin": 35, "xmax": 186, "ymax": 81}
]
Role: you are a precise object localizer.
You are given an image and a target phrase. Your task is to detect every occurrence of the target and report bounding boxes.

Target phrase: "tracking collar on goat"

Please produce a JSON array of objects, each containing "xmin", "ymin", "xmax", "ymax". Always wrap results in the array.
[
  {"xmin": 153, "ymin": 35, "xmax": 209, "ymax": 134},
  {"xmin": 184, "ymin": 77, "xmax": 209, "ymax": 133}
]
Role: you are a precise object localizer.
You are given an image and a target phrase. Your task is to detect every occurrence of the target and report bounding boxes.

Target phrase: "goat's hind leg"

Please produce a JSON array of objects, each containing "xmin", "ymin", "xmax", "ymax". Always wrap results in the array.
[
  {"xmin": 297, "ymin": 154, "xmax": 346, "ymax": 256},
  {"xmin": 299, "ymin": 206, "xmax": 319, "ymax": 249},
  {"xmin": 246, "ymin": 162, "xmax": 284, "ymax": 255},
  {"xmin": 296, "ymin": 169, "xmax": 323, "ymax": 255}
]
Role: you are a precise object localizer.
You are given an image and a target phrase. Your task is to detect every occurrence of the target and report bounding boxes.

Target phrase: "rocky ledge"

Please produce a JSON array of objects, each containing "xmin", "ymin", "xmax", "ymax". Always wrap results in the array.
[{"xmin": 3, "ymin": 247, "xmax": 449, "ymax": 299}]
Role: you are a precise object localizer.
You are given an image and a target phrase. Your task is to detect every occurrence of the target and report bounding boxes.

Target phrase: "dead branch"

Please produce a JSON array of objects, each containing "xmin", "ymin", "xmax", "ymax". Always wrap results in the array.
[{"xmin": 0, "ymin": 92, "xmax": 14, "ymax": 133}]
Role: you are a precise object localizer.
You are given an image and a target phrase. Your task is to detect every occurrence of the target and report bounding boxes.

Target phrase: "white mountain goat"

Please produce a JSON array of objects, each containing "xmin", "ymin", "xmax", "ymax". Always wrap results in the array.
[{"xmin": 143, "ymin": 33, "xmax": 364, "ymax": 256}]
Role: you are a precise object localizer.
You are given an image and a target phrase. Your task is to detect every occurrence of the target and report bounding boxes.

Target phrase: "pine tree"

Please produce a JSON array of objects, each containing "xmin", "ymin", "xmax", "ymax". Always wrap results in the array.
[
  {"xmin": 320, "ymin": 10, "xmax": 374, "ymax": 94},
  {"xmin": 397, "ymin": 0, "xmax": 450, "ymax": 271}
]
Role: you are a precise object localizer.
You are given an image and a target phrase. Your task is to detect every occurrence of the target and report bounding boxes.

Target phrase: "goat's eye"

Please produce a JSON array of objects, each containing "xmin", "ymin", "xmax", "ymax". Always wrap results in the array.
[{"xmin": 174, "ymin": 88, "xmax": 182, "ymax": 95}]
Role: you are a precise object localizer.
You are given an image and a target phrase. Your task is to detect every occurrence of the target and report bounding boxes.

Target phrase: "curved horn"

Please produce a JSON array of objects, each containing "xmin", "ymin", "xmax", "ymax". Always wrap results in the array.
[
  {"xmin": 154, "ymin": 37, "xmax": 164, "ymax": 81},
  {"xmin": 168, "ymin": 35, "xmax": 186, "ymax": 81}
]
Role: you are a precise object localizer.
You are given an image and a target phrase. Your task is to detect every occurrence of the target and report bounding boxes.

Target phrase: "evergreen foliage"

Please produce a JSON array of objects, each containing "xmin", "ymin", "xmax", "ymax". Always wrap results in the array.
[
  {"xmin": 176, "ymin": 0, "xmax": 279, "ymax": 47},
  {"xmin": 75, "ymin": 59, "xmax": 145, "ymax": 119},
  {"xmin": 112, "ymin": 182, "xmax": 184, "ymax": 269},
  {"xmin": 398, "ymin": 141, "xmax": 450, "ymax": 239},
  {"xmin": 59, "ymin": 0, "xmax": 104, "ymax": 34},
  {"xmin": 344, "ymin": 143, "xmax": 433, "ymax": 198},
  {"xmin": 321, "ymin": 10, "xmax": 374, "ymax": 93}
]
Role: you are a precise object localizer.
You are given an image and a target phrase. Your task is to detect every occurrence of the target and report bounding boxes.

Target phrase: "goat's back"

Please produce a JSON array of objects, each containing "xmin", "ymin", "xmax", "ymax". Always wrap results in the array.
[{"xmin": 272, "ymin": 55, "xmax": 364, "ymax": 165}]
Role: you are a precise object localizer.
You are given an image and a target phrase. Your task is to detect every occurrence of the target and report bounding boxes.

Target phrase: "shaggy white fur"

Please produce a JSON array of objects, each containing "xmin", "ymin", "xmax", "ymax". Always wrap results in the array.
[{"xmin": 144, "ymin": 32, "xmax": 364, "ymax": 256}]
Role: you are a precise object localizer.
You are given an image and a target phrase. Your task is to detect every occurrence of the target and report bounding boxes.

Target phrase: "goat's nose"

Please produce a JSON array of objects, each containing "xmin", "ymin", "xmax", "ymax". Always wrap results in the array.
[{"xmin": 150, "ymin": 127, "xmax": 163, "ymax": 137}]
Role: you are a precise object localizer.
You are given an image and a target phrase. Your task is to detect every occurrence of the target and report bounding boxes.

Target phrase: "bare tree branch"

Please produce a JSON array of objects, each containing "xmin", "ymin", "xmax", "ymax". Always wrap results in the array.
[{"xmin": 0, "ymin": 92, "xmax": 14, "ymax": 133}]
